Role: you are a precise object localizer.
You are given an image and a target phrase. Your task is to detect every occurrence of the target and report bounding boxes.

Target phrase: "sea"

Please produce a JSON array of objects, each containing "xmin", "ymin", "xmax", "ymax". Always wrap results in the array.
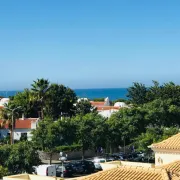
[{"xmin": 0, "ymin": 88, "xmax": 128, "ymax": 101}]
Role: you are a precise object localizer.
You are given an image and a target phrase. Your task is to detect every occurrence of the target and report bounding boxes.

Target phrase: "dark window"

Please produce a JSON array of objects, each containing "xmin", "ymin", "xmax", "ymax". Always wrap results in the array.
[{"xmin": 20, "ymin": 133, "xmax": 27, "ymax": 141}]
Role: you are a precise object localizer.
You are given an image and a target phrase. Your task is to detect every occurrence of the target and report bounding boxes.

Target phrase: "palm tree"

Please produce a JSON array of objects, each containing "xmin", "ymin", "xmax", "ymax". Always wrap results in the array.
[
  {"xmin": 31, "ymin": 78, "xmax": 50, "ymax": 119},
  {"xmin": 0, "ymin": 104, "xmax": 21, "ymax": 144}
]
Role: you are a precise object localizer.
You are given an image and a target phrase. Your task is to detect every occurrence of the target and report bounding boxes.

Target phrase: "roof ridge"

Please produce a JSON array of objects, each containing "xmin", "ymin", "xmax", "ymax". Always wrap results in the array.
[
  {"xmin": 80, "ymin": 165, "xmax": 170, "ymax": 180},
  {"xmin": 149, "ymin": 133, "xmax": 180, "ymax": 150}
]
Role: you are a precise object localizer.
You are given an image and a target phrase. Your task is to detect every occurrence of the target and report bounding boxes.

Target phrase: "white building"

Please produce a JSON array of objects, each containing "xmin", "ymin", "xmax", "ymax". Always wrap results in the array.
[
  {"xmin": 0, "ymin": 118, "xmax": 39, "ymax": 141},
  {"xmin": 114, "ymin": 102, "xmax": 128, "ymax": 108},
  {"xmin": 98, "ymin": 109, "xmax": 119, "ymax": 118},
  {"xmin": 0, "ymin": 98, "xmax": 9, "ymax": 108},
  {"xmin": 89, "ymin": 97, "xmax": 120, "ymax": 118},
  {"xmin": 90, "ymin": 97, "xmax": 110, "ymax": 107},
  {"xmin": 149, "ymin": 133, "xmax": 180, "ymax": 166}
]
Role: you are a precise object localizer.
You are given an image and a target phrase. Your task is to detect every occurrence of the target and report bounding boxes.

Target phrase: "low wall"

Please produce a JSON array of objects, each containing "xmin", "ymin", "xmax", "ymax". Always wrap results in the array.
[
  {"xmin": 39, "ymin": 150, "xmax": 95, "ymax": 161},
  {"xmin": 120, "ymin": 161, "xmax": 155, "ymax": 168},
  {"xmin": 3, "ymin": 174, "xmax": 63, "ymax": 180}
]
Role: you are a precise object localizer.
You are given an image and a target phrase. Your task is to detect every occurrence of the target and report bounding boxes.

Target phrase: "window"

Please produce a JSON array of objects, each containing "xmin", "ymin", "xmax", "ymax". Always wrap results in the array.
[{"xmin": 20, "ymin": 133, "xmax": 27, "ymax": 141}]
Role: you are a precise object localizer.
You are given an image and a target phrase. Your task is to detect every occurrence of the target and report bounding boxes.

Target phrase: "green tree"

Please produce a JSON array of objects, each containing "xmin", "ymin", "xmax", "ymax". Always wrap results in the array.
[
  {"xmin": 45, "ymin": 84, "xmax": 77, "ymax": 119},
  {"xmin": 9, "ymin": 89, "xmax": 39, "ymax": 118},
  {"xmin": 0, "ymin": 104, "xmax": 21, "ymax": 144},
  {"xmin": 143, "ymin": 98, "xmax": 180, "ymax": 127},
  {"xmin": 0, "ymin": 166, "xmax": 8, "ymax": 178},
  {"xmin": 32, "ymin": 117, "xmax": 76, "ymax": 164},
  {"xmin": 127, "ymin": 82, "xmax": 148, "ymax": 105},
  {"xmin": 75, "ymin": 99, "xmax": 96, "ymax": 116},
  {"xmin": 0, "ymin": 142, "xmax": 40, "ymax": 174},
  {"xmin": 73, "ymin": 113, "xmax": 104, "ymax": 159},
  {"xmin": 32, "ymin": 118, "xmax": 60, "ymax": 164},
  {"xmin": 31, "ymin": 78, "xmax": 50, "ymax": 119},
  {"xmin": 91, "ymin": 115, "xmax": 107, "ymax": 153},
  {"xmin": 107, "ymin": 107, "xmax": 146, "ymax": 153},
  {"xmin": 135, "ymin": 126, "xmax": 179, "ymax": 153}
]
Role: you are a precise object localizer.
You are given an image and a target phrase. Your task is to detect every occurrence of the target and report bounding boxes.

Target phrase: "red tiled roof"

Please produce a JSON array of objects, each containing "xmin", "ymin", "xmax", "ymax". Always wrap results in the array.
[
  {"xmin": 97, "ymin": 106, "xmax": 120, "ymax": 111},
  {"xmin": 90, "ymin": 101, "xmax": 105, "ymax": 107},
  {"xmin": 0, "ymin": 119, "xmax": 37, "ymax": 129}
]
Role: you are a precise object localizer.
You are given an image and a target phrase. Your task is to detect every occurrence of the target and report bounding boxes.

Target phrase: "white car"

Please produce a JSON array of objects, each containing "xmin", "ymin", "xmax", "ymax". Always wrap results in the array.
[
  {"xmin": 94, "ymin": 163, "xmax": 103, "ymax": 171},
  {"xmin": 93, "ymin": 157, "xmax": 106, "ymax": 163}
]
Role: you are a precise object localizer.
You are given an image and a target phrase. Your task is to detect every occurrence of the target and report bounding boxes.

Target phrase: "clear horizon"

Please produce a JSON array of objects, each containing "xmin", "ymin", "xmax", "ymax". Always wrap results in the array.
[{"xmin": 1, "ymin": 0, "xmax": 180, "ymax": 89}]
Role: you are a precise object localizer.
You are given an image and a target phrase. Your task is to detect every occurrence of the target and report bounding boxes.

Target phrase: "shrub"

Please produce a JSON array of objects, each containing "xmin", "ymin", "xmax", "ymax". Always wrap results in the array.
[
  {"xmin": 0, "ymin": 166, "xmax": 8, "ymax": 178},
  {"xmin": 55, "ymin": 144, "xmax": 82, "ymax": 152}
]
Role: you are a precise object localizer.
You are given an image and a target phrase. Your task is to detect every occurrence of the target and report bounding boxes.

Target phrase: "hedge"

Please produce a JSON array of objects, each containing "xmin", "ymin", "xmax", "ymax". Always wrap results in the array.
[{"xmin": 55, "ymin": 144, "xmax": 82, "ymax": 152}]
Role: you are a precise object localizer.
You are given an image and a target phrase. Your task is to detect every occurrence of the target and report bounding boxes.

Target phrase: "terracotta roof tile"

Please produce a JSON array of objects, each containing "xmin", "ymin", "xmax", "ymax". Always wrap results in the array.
[
  {"xmin": 90, "ymin": 101, "xmax": 105, "ymax": 107},
  {"xmin": 159, "ymin": 161, "xmax": 180, "ymax": 179},
  {"xmin": 80, "ymin": 166, "xmax": 170, "ymax": 180},
  {"xmin": 97, "ymin": 106, "xmax": 120, "ymax": 111},
  {"xmin": 150, "ymin": 133, "xmax": 180, "ymax": 150},
  {"xmin": 0, "ymin": 118, "xmax": 37, "ymax": 129}
]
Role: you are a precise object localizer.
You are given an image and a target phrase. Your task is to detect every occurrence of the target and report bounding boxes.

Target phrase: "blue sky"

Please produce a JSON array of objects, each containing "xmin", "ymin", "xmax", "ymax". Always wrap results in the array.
[{"xmin": 1, "ymin": 0, "xmax": 180, "ymax": 90}]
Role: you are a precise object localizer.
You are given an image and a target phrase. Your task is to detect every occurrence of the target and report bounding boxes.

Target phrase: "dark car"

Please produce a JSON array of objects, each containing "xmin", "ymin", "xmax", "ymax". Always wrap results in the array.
[
  {"xmin": 71, "ymin": 162, "xmax": 84, "ymax": 174},
  {"xmin": 111, "ymin": 153, "xmax": 127, "ymax": 161},
  {"xmin": 106, "ymin": 156, "xmax": 115, "ymax": 162},
  {"xmin": 56, "ymin": 164, "xmax": 74, "ymax": 177},
  {"xmin": 76, "ymin": 160, "xmax": 95, "ymax": 174}
]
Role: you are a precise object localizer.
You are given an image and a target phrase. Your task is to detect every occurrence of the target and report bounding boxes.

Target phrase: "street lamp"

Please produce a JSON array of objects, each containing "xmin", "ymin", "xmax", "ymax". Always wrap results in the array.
[
  {"xmin": 59, "ymin": 152, "xmax": 67, "ymax": 178},
  {"xmin": 5, "ymin": 106, "xmax": 21, "ymax": 144}
]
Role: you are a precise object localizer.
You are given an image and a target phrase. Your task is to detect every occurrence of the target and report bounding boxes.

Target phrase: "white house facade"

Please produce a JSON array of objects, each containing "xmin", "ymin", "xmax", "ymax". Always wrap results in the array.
[
  {"xmin": 0, "ymin": 118, "xmax": 39, "ymax": 141},
  {"xmin": 149, "ymin": 133, "xmax": 180, "ymax": 167},
  {"xmin": 97, "ymin": 108, "xmax": 119, "ymax": 118}
]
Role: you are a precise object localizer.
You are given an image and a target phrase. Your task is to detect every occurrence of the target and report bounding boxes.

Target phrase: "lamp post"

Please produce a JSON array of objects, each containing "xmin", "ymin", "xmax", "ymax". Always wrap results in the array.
[
  {"xmin": 59, "ymin": 152, "xmax": 67, "ymax": 178},
  {"xmin": 5, "ymin": 106, "xmax": 21, "ymax": 144}
]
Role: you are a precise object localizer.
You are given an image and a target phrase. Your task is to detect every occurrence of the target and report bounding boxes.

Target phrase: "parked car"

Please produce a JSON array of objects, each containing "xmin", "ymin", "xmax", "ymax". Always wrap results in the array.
[
  {"xmin": 94, "ymin": 163, "xmax": 103, "ymax": 171},
  {"xmin": 93, "ymin": 157, "xmax": 106, "ymax": 163},
  {"xmin": 106, "ymin": 156, "xmax": 116, "ymax": 162},
  {"xmin": 71, "ymin": 162, "xmax": 84, "ymax": 174},
  {"xmin": 76, "ymin": 160, "xmax": 95, "ymax": 174},
  {"xmin": 56, "ymin": 164, "xmax": 74, "ymax": 177},
  {"xmin": 111, "ymin": 153, "xmax": 127, "ymax": 161}
]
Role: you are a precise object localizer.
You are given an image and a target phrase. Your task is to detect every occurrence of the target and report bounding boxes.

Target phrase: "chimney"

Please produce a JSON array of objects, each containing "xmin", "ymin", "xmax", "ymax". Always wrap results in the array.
[{"xmin": 21, "ymin": 113, "xmax": 25, "ymax": 120}]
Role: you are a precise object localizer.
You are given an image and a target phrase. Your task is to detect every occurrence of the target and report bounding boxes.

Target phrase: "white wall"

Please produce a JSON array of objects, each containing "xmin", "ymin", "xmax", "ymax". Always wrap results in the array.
[
  {"xmin": 31, "ymin": 121, "xmax": 38, "ymax": 129},
  {"xmin": 155, "ymin": 151, "xmax": 180, "ymax": 166},
  {"xmin": 14, "ymin": 129, "xmax": 32, "ymax": 141},
  {"xmin": 98, "ymin": 109, "xmax": 118, "ymax": 118},
  {"xmin": 120, "ymin": 161, "xmax": 154, "ymax": 168},
  {"xmin": 0, "ymin": 129, "xmax": 33, "ymax": 141}
]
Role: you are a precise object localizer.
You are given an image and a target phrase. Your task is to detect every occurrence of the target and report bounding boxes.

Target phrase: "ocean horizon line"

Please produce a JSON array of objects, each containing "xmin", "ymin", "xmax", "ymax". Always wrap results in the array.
[
  {"xmin": 0, "ymin": 87, "xmax": 128, "ymax": 91},
  {"xmin": 0, "ymin": 88, "xmax": 128, "ymax": 100}
]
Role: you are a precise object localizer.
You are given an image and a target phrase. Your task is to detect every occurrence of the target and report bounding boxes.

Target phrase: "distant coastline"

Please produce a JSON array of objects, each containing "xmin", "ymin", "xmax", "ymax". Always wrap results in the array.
[{"xmin": 0, "ymin": 88, "xmax": 128, "ymax": 100}]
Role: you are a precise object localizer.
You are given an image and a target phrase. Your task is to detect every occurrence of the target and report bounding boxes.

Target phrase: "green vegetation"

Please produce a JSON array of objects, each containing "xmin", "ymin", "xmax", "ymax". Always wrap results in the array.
[
  {"xmin": 0, "ymin": 142, "xmax": 40, "ymax": 174},
  {"xmin": 93, "ymin": 98, "xmax": 104, "ymax": 102},
  {"xmin": 0, "ymin": 79, "xmax": 180, "ymax": 175},
  {"xmin": 75, "ymin": 99, "xmax": 96, "ymax": 115},
  {"xmin": 0, "ymin": 166, "xmax": 8, "ymax": 178}
]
